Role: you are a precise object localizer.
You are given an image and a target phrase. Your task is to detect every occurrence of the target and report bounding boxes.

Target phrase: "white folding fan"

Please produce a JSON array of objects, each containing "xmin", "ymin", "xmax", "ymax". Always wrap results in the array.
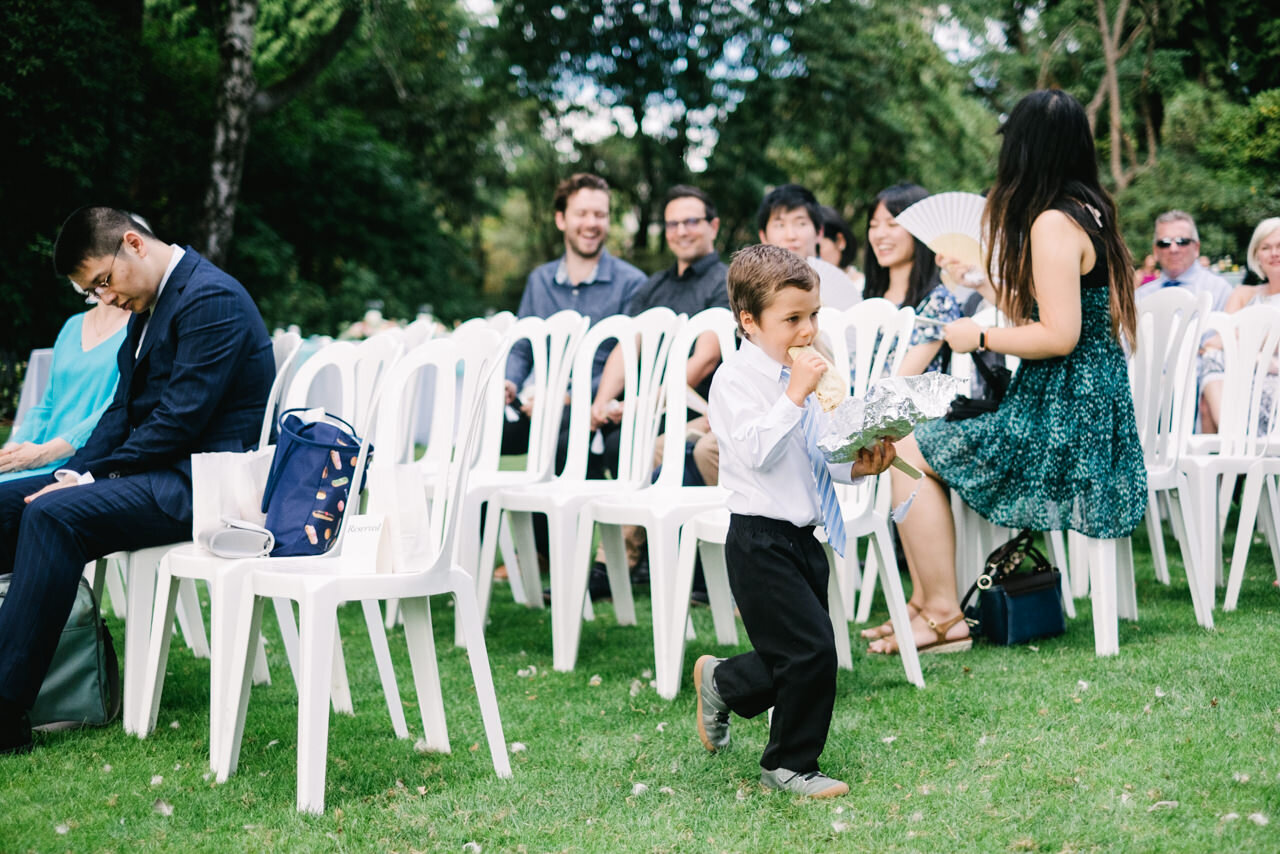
[{"xmin": 894, "ymin": 191, "xmax": 987, "ymax": 271}]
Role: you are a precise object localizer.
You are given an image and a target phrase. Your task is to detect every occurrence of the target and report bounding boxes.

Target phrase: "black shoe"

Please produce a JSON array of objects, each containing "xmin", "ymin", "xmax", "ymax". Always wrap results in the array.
[
  {"xmin": 0, "ymin": 699, "xmax": 33, "ymax": 756},
  {"xmin": 630, "ymin": 553, "xmax": 650, "ymax": 587},
  {"xmin": 690, "ymin": 589, "xmax": 710, "ymax": 608}
]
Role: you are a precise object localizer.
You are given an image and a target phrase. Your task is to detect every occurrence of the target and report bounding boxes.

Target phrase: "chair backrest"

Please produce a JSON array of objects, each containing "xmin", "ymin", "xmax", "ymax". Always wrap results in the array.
[
  {"xmin": 561, "ymin": 307, "xmax": 682, "ymax": 484},
  {"xmin": 403, "ymin": 317, "xmax": 438, "ymax": 350},
  {"xmin": 822, "ymin": 298, "xmax": 915, "ymax": 397},
  {"xmin": 283, "ymin": 331, "xmax": 405, "ymax": 435},
  {"xmin": 1129, "ymin": 288, "xmax": 1211, "ymax": 472},
  {"xmin": 1207, "ymin": 304, "xmax": 1280, "ymax": 456},
  {"xmin": 474, "ymin": 310, "xmax": 588, "ymax": 477},
  {"xmin": 257, "ymin": 331, "xmax": 304, "ymax": 448},
  {"xmin": 652, "ymin": 308, "xmax": 737, "ymax": 489},
  {"xmin": 366, "ymin": 332, "xmax": 502, "ymax": 571}
]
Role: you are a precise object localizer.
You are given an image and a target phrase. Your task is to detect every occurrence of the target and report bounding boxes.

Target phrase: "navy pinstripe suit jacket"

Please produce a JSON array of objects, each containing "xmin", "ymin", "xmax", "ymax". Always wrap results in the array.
[{"xmin": 66, "ymin": 247, "xmax": 274, "ymax": 522}]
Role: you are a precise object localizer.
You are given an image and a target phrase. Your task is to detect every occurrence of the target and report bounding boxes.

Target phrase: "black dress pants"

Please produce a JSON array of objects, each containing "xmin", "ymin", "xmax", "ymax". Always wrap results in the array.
[{"xmin": 714, "ymin": 513, "xmax": 837, "ymax": 773}]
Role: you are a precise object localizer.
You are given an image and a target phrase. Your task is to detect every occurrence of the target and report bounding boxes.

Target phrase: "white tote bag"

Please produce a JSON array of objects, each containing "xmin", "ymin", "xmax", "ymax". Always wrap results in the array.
[{"xmin": 190, "ymin": 448, "xmax": 276, "ymax": 558}]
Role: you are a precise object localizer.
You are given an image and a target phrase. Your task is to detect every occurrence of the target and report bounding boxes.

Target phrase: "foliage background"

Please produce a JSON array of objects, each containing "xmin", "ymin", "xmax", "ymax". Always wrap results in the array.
[{"xmin": 1, "ymin": 0, "xmax": 1276, "ymax": 367}]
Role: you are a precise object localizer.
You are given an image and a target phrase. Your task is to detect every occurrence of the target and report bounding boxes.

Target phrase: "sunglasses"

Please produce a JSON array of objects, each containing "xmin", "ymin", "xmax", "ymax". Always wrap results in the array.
[{"xmin": 1155, "ymin": 237, "xmax": 1195, "ymax": 248}]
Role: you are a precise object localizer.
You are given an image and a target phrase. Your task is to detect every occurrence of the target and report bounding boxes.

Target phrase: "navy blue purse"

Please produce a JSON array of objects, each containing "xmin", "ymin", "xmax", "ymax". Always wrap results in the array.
[
  {"xmin": 261, "ymin": 409, "xmax": 369, "ymax": 557},
  {"xmin": 960, "ymin": 530, "xmax": 1066, "ymax": 645}
]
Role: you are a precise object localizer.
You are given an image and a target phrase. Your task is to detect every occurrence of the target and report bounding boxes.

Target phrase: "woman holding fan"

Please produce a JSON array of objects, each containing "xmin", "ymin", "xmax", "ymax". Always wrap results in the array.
[
  {"xmin": 862, "ymin": 183, "xmax": 968, "ymax": 376},
  {"xmin": 868, "ymin": 89, "xmax": 1147, "ymax": 655}
]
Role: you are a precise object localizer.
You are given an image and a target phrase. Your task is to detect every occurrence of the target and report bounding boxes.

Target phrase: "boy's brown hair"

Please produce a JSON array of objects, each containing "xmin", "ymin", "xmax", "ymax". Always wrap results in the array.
[{"xmin": 727, "ymin": 244, "xmax": 818, "ymax": 335}]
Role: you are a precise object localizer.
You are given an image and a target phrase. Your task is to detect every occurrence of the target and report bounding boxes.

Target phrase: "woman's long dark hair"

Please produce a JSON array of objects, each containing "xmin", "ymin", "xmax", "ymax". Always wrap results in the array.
[
  {"xmin": 983, "ymin": 89, "xmax": 1137, "ymax": 347},
  {"xmin": 862, "ymin": 183, "xmax": 940, "ymax": 309}
]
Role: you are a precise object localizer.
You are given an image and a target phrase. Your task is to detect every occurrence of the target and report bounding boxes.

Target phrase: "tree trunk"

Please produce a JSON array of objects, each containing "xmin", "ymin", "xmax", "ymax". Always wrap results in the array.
[{"xmin": 199, "ymin": 0, "xmax": 259, "ymax": 265}]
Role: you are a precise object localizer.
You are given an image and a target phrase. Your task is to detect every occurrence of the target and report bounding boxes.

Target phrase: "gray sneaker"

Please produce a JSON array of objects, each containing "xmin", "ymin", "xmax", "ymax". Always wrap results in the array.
[
  {"xmin": 694, "ymin": 655, "xmax": 730, "ymax": 752},
  {"xmin": 760, "ymin": 767, "xmax": 850, "ymax": 798}
]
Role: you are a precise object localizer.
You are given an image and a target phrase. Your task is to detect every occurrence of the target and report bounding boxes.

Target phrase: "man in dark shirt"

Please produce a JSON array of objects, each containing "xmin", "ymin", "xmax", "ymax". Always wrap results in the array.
[{"xmin": 586, "ymin": 185, "xmax": 730, "ymax": 598}]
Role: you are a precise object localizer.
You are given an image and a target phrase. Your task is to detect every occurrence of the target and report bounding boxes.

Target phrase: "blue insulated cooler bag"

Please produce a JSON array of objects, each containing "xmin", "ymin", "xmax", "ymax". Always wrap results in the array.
[{"xmin": 261, "ymin": 409, "xmax": 369, "ymax": 557}]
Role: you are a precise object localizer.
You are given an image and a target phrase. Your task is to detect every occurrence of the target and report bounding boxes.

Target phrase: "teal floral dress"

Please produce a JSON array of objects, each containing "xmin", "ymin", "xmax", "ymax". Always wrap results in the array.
[{"xmin": 915, "ymin": 205, "xmax": 1147, "ymax": 539}]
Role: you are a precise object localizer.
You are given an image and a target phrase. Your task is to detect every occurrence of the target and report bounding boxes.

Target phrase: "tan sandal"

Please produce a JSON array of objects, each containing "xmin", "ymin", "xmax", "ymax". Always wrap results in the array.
[
  {"xmin": 858, "ymin": 602, "xmax": 920, "ymax": 641},
  {"xmin": 869, "ymin": 611, "xmax": 972, "ymax": 656}
]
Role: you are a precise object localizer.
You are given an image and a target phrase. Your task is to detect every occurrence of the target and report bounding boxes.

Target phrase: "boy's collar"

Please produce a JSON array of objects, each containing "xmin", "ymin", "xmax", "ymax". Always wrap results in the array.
[{"xmin": 739, "ymin": 337, "xmax": 787, "ymax": 382}]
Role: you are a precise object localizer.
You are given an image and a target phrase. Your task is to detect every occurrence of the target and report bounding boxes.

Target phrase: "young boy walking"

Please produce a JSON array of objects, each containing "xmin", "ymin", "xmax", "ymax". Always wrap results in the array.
[{"xmin": 697, "ymin": 244, "xmax": 896, "ymax": 797}]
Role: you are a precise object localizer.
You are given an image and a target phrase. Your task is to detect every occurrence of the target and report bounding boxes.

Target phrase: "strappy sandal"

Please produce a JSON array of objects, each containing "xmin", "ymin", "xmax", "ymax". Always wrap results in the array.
[
  {"xmin": 869, "ymin": 611, "xmax": 972, "ymax": 656},
  {"xmin": 858, "ymin": 603, "xmax": 920, "ymax": 641}
]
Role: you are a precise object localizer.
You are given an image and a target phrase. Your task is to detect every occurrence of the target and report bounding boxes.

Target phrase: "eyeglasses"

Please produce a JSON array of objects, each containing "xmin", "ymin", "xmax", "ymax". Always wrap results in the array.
[
  {"xmin": 664, "ymin": 216, "xmax": 709, "ymax": 232},
  {"xmin": 73, "ymin": 239, "xmax": 123, "ymax": 297},
  {"xmin": 1154, "ymin": 237, "xmax": 1195, "ymax": 249}
]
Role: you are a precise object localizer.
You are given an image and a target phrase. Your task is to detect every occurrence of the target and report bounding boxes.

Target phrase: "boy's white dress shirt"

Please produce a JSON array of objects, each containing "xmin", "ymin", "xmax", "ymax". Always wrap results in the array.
[{"xmin": 709, "ymin": 337, "xmax": 855, "ymax": 528}]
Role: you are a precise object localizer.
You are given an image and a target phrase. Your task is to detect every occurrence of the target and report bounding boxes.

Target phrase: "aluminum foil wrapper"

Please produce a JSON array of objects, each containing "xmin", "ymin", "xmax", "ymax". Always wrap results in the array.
[{"xmin": 817, "ymin": 373, "xmax": 968, "ymax": 463}]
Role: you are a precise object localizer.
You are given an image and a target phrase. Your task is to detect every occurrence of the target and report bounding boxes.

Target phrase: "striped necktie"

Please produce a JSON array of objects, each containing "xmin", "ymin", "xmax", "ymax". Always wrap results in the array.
[{"xmin": 781, "ymin": 367, "xmax": 847, "ymax": 556}]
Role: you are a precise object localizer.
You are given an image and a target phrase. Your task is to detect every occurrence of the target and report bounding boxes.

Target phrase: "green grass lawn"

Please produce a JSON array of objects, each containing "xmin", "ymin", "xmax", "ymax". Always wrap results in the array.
[{"xmin": 2, "ymin": 522, "xmax": 1278, "ymax": 853}]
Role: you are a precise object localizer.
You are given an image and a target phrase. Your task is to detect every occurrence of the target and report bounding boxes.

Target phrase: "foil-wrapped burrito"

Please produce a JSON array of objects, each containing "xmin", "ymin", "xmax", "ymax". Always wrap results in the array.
[{"xmin": 816, "ymin": 372, "xmax": 968, "ymax": 463}]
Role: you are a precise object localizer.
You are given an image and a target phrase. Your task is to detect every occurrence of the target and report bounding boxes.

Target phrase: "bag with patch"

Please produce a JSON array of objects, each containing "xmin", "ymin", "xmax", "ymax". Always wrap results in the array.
[{"xmin": 260, "ymin": 408, "xmax": 369, "ymax": 556}]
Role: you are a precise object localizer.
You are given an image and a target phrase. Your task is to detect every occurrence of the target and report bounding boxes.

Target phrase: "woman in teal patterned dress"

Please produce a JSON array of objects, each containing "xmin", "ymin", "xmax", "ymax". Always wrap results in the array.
[{"xmin": 869, "ymin": 89, "xmax": 1147, "ymax": 655}]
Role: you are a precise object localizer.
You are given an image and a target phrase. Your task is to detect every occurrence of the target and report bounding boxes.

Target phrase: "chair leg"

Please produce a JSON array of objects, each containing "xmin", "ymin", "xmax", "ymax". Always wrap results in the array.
[
  {"xmin": 362, "ymin": 599, "xmax": 408, "ymax": 739},
  {"xmin": 1086, "ymin": 538, "xmax": 1119, "ymax": 656},
  {"xmin": 450, "ymin": 571, "xmax": 512, "ymax": 778},
  {"xmin": 252, "ymin": 635, "xmax": 271, "ymax": 686},
  {"xmin": 1068, "ymin": 531, "xmax": 1090, "ymax": 599},
  {"xmin": 1181, "ymin": 464, "xmax": 1220, "ymax": 616},
  {"xmin": 122, "ymin": 551, "xmax": 158, "ymax": 737},
  {"xmin": 137, "ymin": 566, "xmax": 182, "ymax": 739},
  {"xmin": 507, "ymin": 510, "xmax": 545, "ymax": 610},
  {"xmin": 648, "ymin": 528, "xmax": 684, "ymax": 700},
  {"xmin": 598, "ymin": 521, "xmax": 635, "ymax": 626},
  {"xmin": 103, "ymin": 558, "xmax": 128, "ymax": 619},
  {"xmin": 272, "ymin": 596, "xmax": 303, "ymax": 684},
  {"xmin": 826, "ymin": 549, "xmax": 852, "ymax": 671},
  {"xmin": 400, "ymin": 596, "xmax": 449, "ymax": 752},
  {"xmin": 328, "ymin": 622, "xmax": 353, "ymax": 716},
  {"xmin": 1264, "ymin": 476, "xmax": 1280, "ymax": 579},
  {"xmin": 1045, "ymin": 532, "xmax": 1076, "ymax": 618},
  {"xmin": 868, "ymin": 524, "xmax": 923, "ymax": 688},
  {"xmin": 295, "ymin": 598, "xmax": 339, "ymax": 815},
  {"xmin": 1116, "ymin": 537, "xmax": 1138, "ymax": 621},
  {"xmin": 697, "ymin": 540, "xmax": 738, "ymax": 646},
  {"xmin": 550, "ymin": 512, "xmax": 590, "ymax": 673},
  {"xmin": 1145, "ymin": 492, "xmax": 1171, "ymax": 585},
  {"xmin": 174, "ymin": 578, "xmax": 210, "ymax": 658},
  {"xmin": 1225, "ymin": 466, "xmax": 1264, "ymax": 611},
  {"xmin": 496, "ymin": 511, "xmax": 528, "ymax": 606},
  {"xmin": 217, "ymin": 590, "xmax": 266, "ymax": 781}
]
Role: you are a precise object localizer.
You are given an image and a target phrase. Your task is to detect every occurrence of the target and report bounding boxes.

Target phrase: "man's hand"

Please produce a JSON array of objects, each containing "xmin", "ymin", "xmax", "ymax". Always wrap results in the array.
[
  {"xmin": 850, "ymin": 438, "xmax": 897, "ymax": 478},
  {"xmin": 504, "ymin": 379, "xmax": 518, "ymax": 405},
  {"xmin": 24, "ymin": 479, "xmax": 81, "ymax": 503},
  {"xmin": 786, "ymin": 348, "xmax": 827, "ymax": 407},
  {"xmin": 0, "ymin": 442, "xmax": 51, "ymax": 474}
]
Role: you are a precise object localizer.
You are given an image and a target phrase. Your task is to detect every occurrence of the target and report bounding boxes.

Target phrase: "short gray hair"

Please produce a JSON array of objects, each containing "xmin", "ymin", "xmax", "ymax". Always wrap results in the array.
[
  {"xmin": 1153, "ymin": 210, "xmax": 1199, "ymax": 244},
  {"xmin": 1246, "ymin": 217, "xmax": 1280, "ymax": 278}
]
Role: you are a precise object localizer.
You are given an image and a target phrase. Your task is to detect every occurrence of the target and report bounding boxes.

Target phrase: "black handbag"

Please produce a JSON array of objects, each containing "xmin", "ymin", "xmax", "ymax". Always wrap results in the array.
[
  {"xmin": 944, "ymin": 353, "xmax": 1012, "ymax": 421},
  {"xmin": 0, "ymin": 574, "xmax": 121, "ymax": 731},
  {"xmin": 960, "ymin": 529, "xmax": 1066, "ymax": 645}
]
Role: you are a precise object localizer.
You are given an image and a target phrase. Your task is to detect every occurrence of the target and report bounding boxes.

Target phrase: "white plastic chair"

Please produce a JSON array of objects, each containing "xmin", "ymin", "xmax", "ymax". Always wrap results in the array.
[
  {"xmin": 217, "ymin": 333, "xmax": 511, "ymax": 813},
  {"xmin": 486, "ymin": 307, "xmax": 682, "ymax": 672},
  {"xmin": 812, "ymin": 299, "xmax": 914, "ymax": 622},
  {"xmin": 675, "ymin": 506, "xmax": 925, "ymax": 690},
  {"xmin": 113, "ymin": 331, "xmax": 302, "ymax": 737},
  {"xmin": 136, "ymin": 335, "xmax": 401, "ymax": 758},
  {"xmin": 570, "ymin": 308, "xmax": 736, "ymax": 698},
  {"xmin": 1127, "ymin": 289, "xmax": 1212, "ymax": 622},
  {"xmin": 1181, "ymin": 305, "xmax": 1280, "ymax": 616},
  {"xmin": 462, "ymin": 310, "xmax": 588, "ymax": 637}
]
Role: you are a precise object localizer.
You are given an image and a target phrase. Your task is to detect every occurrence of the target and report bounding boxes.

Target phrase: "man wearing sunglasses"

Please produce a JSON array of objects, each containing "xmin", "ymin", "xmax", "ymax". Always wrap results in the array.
[
  {"xmin": 0, "ymin": 206, "xmax": 273, "ymax": 755},
  {"xmin": 1135, "ymin": 210, "xmax": 1231, "ymax": 310}
]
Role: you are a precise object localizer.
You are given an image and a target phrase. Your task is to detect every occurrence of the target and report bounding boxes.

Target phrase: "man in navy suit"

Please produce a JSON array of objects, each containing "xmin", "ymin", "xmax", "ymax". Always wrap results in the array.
[{"xmin": 0, "ymin": 207, "xmax": 274, "ymax": 754}]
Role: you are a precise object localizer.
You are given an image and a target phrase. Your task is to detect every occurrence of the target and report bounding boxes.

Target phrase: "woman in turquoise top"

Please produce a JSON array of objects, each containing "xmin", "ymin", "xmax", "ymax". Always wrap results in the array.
[
  {"xmin": 868, "ymin": 89, "xmax": 1146, "ymax": 655},
  {"xmin": 0, "ymin": 300, "xmax": 129, "ymax": 481}
]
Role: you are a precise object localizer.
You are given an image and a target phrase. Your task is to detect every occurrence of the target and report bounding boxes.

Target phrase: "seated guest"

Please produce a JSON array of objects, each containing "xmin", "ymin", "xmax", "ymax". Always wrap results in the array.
[
  {"xmin": 757, "ymin": 184, "xmax": 861, "ymax": 310},
  {"xmin": 0, "ymin": 206, "xmax": 274, "ymax": 755},
  {"xmin": 1135, "ymin": 210, "xmax": 1233, "ymax": 430},
  {"xmin": 586, "ymin": 184, "xmax": 730, "ymax": 599},
  {"xmin": 817, "ymin": 205, "xmax": 866, "ymax": 290},
  {"xmin": 0, "ymin": 298, "xmax": 129, "ymax": 482},
  {"xmin": 501, "ymin": 173, "xmax": 647, "ymax": 477},
  {"xmin": 863, "ymin": 183, "xmax": 969, "ymax": 377},
  {"xmin": 1198, "ymin": 216, "xmax": 1280, "ymax": 434}
]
